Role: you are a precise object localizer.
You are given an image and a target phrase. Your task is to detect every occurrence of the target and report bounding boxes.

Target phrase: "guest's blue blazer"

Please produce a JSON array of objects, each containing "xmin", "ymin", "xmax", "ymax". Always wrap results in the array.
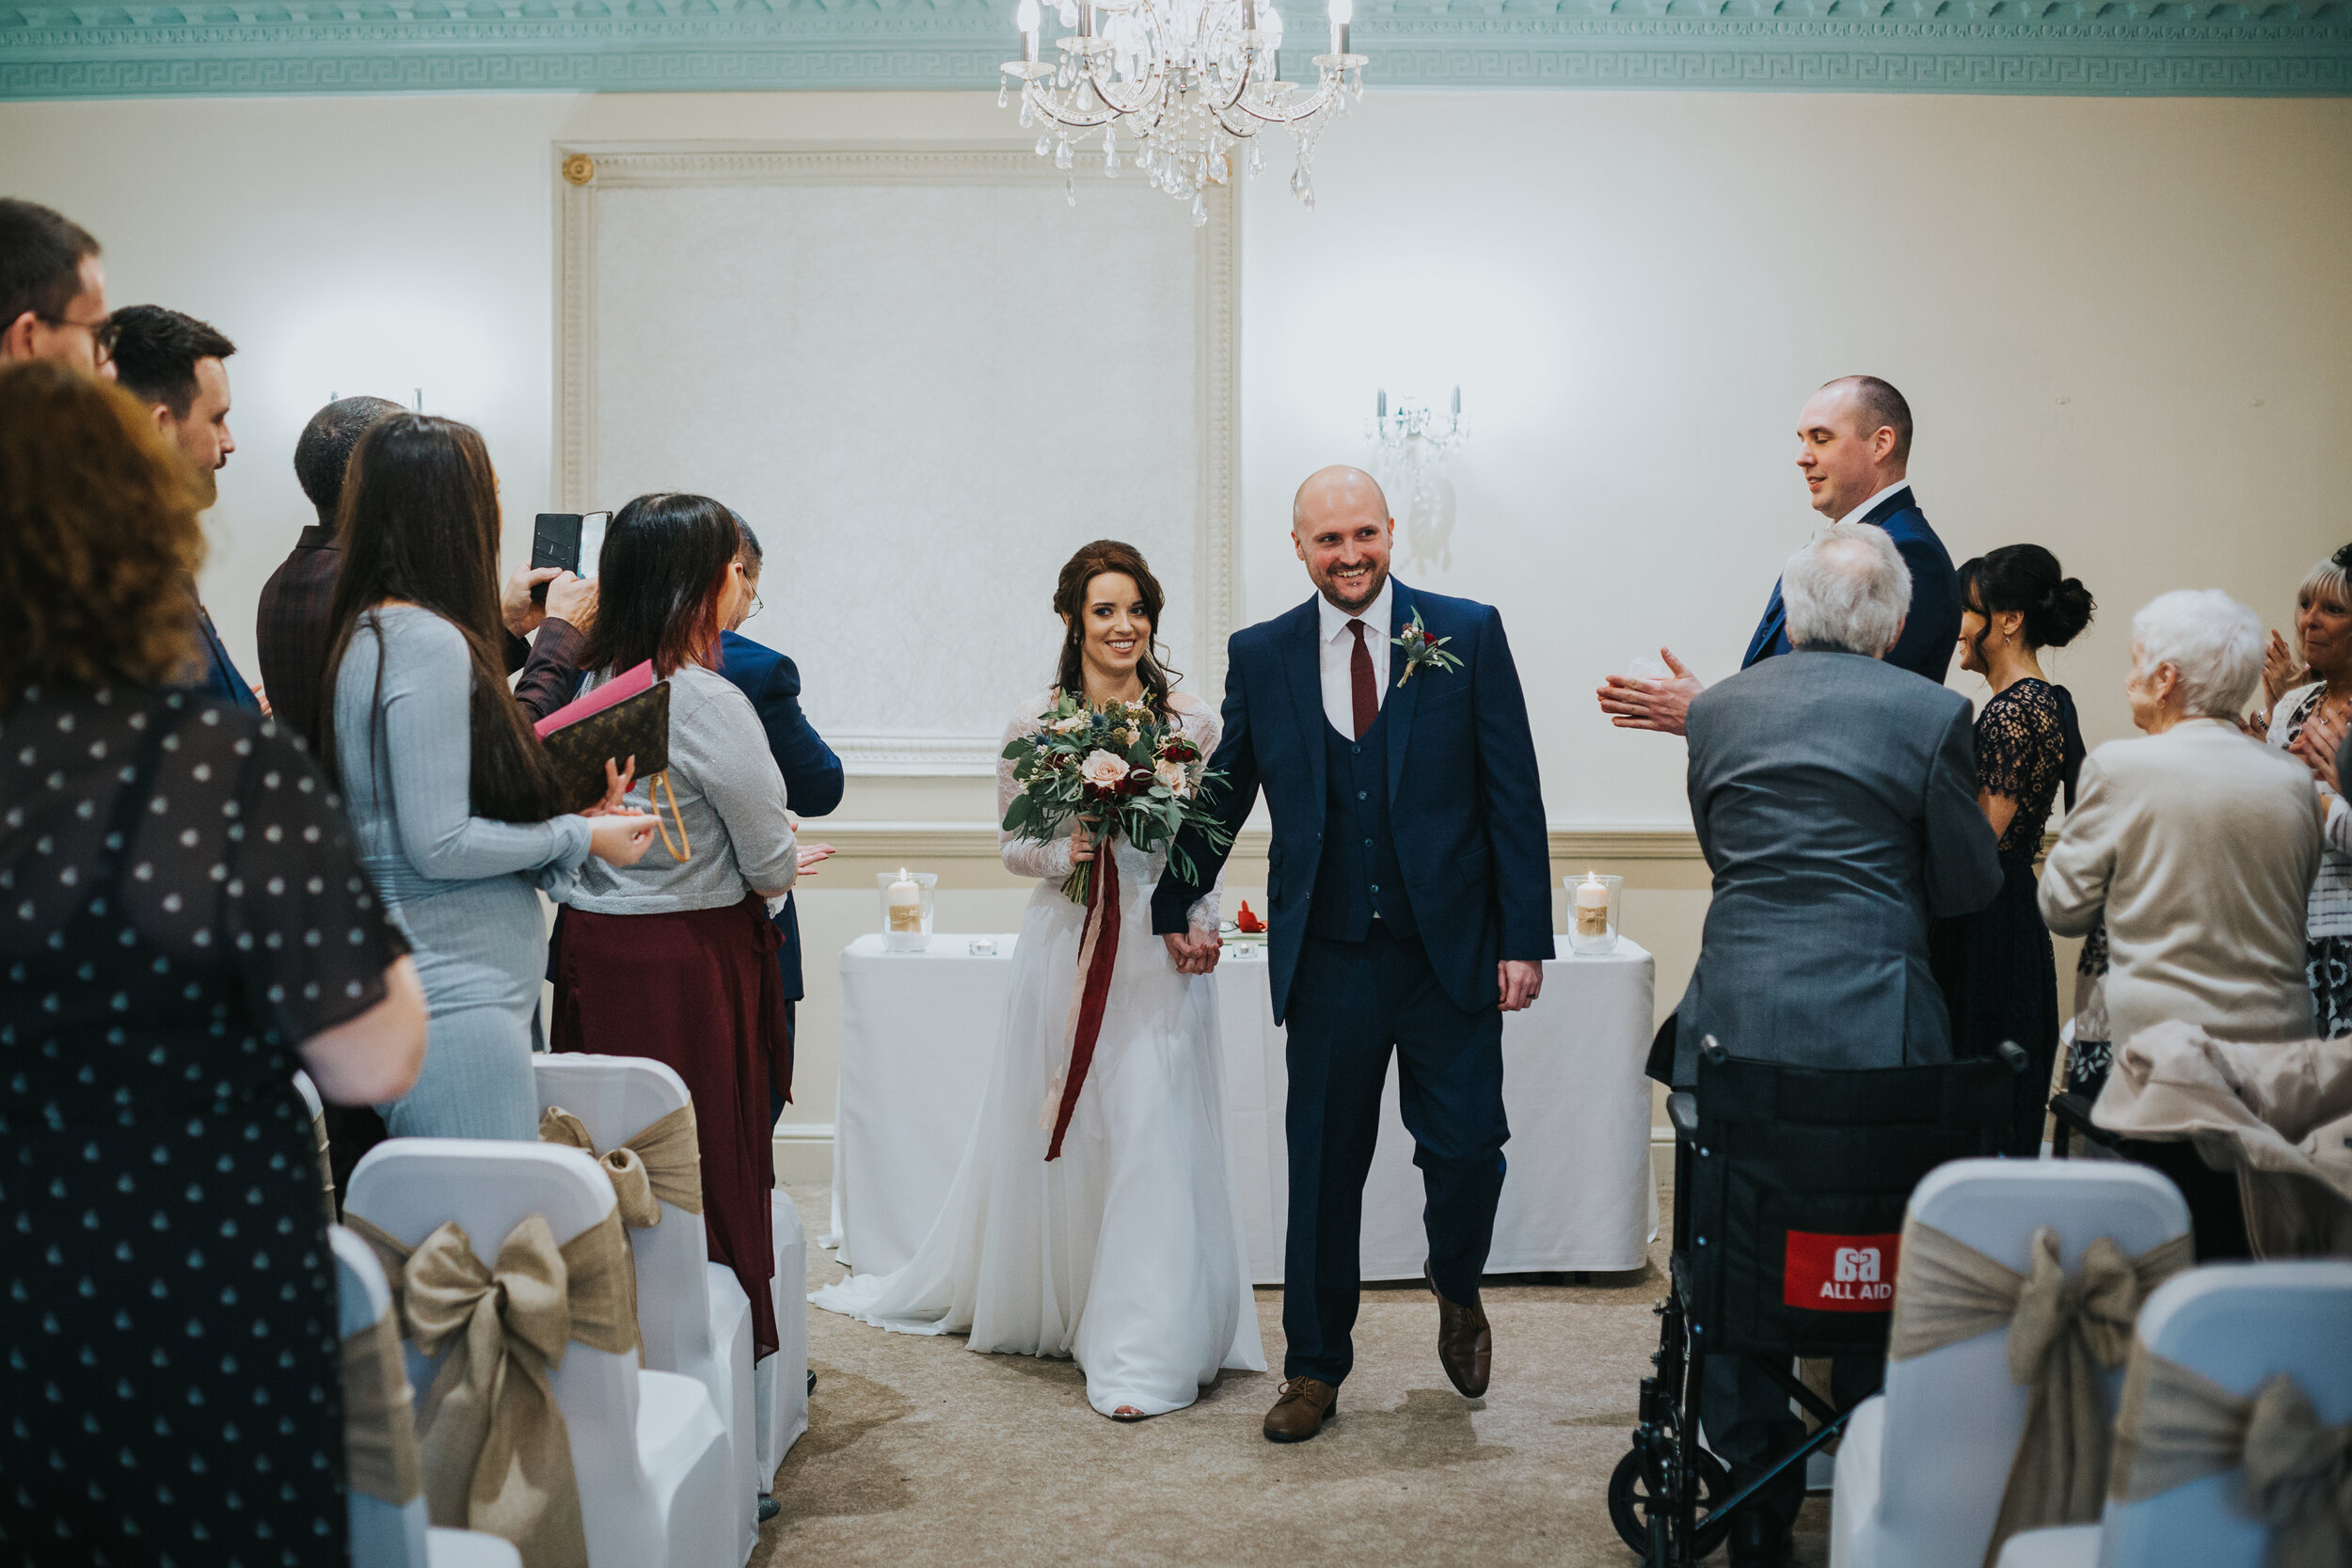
[
  {"xmin": 194, "ymin": 606, "xmax": 261, "ymax": 714},
  {"xmin": 1740, "ymin": 486, "xmax": 1962, "ymax": 685},
  {"xmin": 718, "ymin": 629, "xmax": 844, "ymax": 1002},
  {"xmin": 1151, "ymin": 582, "xmax": 1551, "ymax": 1024}
]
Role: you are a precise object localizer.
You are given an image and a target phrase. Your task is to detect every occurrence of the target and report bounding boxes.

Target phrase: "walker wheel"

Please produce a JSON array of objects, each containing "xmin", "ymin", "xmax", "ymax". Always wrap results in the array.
[{"xmin": 1607, "ymin": 1443, "xmax": 1735, "ymax": 1559}]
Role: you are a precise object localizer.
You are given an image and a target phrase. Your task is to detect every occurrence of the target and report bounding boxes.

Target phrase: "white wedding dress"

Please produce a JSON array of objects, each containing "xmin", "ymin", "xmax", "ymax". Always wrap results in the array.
[{"xmin": 812, "ymin": 691, "xmax": 1265, "ymax": 1417}]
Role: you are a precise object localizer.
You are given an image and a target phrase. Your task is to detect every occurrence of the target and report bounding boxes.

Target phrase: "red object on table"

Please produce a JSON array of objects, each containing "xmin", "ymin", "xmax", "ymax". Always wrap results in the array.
[{"xmin": 1235, "ymin": 899, "xmax": 1264, "ymax": 933}]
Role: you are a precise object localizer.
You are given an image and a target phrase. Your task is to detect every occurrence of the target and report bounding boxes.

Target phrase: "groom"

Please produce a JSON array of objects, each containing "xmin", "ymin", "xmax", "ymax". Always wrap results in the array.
[{"xmin": 1153, "ymin": 465, "xmax": 1551, "ymax": 1443}]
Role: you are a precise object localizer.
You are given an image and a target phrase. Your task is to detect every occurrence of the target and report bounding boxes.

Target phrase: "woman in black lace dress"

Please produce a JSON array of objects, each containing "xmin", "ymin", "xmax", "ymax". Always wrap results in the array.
[
  {"xmin": 1930, "ymin": 545, "xmax": 2093, "ymax": 1154},
  {"xmin": 0, "ymin": 363, "xmax": 426, "ymax": 1567}
]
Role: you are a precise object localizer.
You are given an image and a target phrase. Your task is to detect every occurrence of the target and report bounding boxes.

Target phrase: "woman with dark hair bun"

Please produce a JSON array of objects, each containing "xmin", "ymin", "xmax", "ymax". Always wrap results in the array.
[
  {"xmin": 550, "ymin": 491, "xmax": 803, "ymax": 1365},
  {"xmin": 1930, "ymin": 543, "xmax": 2094, "ymax": 1150}
]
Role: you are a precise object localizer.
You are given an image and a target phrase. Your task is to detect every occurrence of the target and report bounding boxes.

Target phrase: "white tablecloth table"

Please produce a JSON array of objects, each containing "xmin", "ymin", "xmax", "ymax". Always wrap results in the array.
[{"xmin": 828, "ymin": 931, "xmax": 1657, "ymax": 1283}]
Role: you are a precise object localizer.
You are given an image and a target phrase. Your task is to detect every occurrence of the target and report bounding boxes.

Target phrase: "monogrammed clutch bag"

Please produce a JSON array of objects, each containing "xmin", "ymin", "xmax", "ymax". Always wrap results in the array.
[{"xmin": 543, "ymin": 680, "xmax": 671, "ymax": 814}]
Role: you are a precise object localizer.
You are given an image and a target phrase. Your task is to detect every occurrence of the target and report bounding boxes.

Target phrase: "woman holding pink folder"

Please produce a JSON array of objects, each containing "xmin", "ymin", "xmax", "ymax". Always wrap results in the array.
[
  {"xmin": 318, "ymin": 415, "xmax": 660, "ymax": 1141},
  {"xmin": 548, "ymin": 491, "xmax": 803, "ymax": 1363}
]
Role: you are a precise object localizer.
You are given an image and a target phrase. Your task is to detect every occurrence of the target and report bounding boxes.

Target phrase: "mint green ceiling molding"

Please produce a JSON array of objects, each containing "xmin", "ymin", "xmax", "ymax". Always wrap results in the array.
[{"xmin": 2, "ymin": 0, "xmax": 2346, "ymax": 100}]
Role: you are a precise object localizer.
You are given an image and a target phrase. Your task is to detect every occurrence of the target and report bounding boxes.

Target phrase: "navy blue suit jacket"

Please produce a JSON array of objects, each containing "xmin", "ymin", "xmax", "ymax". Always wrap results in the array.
[
  {"xmin": 1151, "ymin": 583, "xmax": 1551, "ymax": 1023},
  {"xmin": 194, "ymin": 605, "xmax": 261, "ymax": 714},
  {"xmin": 1739, "ymin": 486, "xmax": 1962, "ymax": 684},
  {"xmin": 718, "ymin": 629, "xmax": 844, "ymax": 1002}
]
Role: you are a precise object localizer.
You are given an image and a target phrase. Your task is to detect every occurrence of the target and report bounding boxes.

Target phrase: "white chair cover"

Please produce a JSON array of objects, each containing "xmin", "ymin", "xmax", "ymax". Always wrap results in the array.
[
  {"xmin": 344, "ymin": 1139, "xmax": 736, "ymax": 1568},
  {"xmin": 755, "ymin": 1190, "xmax": 811, "ymax": 1485},
  {"xmin": 532, "ymin": 1053, "xmax": 758, "ymax": 1564},
  {"xmin": 1995, "ymin": 1262, "xmax": 2352, "ymax": 1568},
  {"xmin": 1831, "ymin": 1159, "xmax": 2190, "ymax": 1568},
  {"xmin": 330, "ymin": 1226, "xmax": 524, "ymax": 1568}
]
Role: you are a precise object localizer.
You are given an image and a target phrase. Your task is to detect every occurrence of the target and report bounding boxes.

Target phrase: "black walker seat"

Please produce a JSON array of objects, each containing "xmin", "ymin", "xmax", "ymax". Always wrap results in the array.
[{"xmin": 1609, "ymin": 1040, "xmax": 2021, "ymax": 1564}]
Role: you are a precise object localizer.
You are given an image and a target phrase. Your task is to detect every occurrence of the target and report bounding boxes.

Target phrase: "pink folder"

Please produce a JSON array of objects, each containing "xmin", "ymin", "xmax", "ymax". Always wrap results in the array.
[{"xmin": 533, "ymin": 659, "xmax": 655, "ymax": 739}]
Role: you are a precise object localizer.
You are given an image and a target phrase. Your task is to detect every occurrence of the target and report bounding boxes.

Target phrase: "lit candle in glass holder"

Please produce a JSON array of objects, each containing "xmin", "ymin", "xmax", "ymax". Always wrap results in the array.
[
  {"xmin": 1568, "ymin": 870, "xmax": 1622, "ymax": 956},
  {"xmin": 888, "ymin": 868, "xmax": 922, "ymax": 934}
]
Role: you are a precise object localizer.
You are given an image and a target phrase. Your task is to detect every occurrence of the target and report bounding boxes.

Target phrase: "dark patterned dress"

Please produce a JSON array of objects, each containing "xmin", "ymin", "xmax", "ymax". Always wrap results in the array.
[
  {"xmin": 2063, "ymin": 920, "xmax": 2113, "ymax": 1097},
  {"xmin": 1930, "ymin": 677, "xmax": 2083, "ymax": 1154},
  {"xmin": 1, "ymin": 684, "xmax": 406, "ymax": 1567},
  {"xmin": 2268, "ymin": 684, "xmax": 2352, "ymax": 1038}
]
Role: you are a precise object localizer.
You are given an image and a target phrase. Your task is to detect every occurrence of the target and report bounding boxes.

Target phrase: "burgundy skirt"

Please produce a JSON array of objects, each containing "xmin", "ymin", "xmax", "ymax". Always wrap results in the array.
[{"xmin": 550, "ymin": 895, "xmax": 790, "ymax": 1359}]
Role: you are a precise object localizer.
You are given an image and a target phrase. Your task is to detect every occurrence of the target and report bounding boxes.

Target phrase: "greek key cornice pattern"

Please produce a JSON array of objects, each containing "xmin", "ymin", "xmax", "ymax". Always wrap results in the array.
[{"xmin": 3, "ymin": 0, "xmax": 2345, "ymax": 99}]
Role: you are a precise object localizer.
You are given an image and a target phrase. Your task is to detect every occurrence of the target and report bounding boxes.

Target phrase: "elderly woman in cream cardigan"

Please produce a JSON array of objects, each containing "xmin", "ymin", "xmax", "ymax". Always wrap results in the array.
[{"xmin": 2039, "ymin": 588, "xmax": 2322, "ymax": 1052}]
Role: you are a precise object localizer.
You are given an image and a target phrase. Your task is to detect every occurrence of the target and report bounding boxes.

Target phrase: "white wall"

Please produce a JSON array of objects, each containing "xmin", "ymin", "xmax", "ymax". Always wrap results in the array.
[
  {"xmin": 1238, "ymin": 90, "xmax": 2352, "ymax": 821},
  {"xmin": 8, "ymin": 87, "xmax": 2349, "ymax": 1154}
]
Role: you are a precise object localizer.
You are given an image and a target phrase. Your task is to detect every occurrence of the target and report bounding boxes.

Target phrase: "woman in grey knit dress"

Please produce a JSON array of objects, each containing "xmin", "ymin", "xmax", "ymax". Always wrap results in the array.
[{"xmin": 319, "ymin": 415, "xmax": 659, "ymax": 1139}]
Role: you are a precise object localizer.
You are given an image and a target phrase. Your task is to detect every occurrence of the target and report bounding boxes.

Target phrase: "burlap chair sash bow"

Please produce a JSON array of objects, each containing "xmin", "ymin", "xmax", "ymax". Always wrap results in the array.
[
  {"xmin": 536, "ymin": 1103, "xmax": 703, "ymax": 1229},
  {"xmin": 2112, "ymin": 1340, "xmax": 2352, "ymax": 1568},
  {"xmin": 341, "ymin": 1310, "xmax": 424, "ymax": 1506},
  {"xmin": 343, "ymin": 1207, "xmax": 639, "ymax": 1568},
  {"xmin": 1887, "ymin": 1216, "xmax": 2194, "ymax": 1566},
  {"xmin": 310, "ymin": 1108, "xmax": 337, "ymax": 1221}
]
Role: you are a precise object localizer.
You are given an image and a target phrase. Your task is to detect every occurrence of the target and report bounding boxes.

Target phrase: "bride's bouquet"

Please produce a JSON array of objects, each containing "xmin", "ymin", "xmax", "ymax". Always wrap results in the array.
[{"xmin": 1000, "ymin": 691, "xmax": 1232, "ymax": 907}]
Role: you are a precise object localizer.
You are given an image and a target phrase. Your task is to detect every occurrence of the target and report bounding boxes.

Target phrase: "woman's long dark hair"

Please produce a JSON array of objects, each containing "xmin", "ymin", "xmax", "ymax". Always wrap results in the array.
[
  {"xmin": 579, "ymin": 493, "xmax": 739, "ymax": 678},
  {"xmin": 1053, "ymin": 539, "xmax": 1179, "ymax": 719},
  {"xmin": 315, "ymin": 414, "xmax": 558, "ymax": 823}
]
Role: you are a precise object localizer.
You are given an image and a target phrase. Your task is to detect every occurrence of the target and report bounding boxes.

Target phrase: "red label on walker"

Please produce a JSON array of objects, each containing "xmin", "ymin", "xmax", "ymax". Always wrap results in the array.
[{"xmin": 1783, "ymin": 1230, "xmax": 1899, "ymax": 1312}]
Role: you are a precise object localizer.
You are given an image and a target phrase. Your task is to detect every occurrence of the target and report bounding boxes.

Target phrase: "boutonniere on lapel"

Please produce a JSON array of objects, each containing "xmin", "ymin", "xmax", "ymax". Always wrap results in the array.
[{"xmin": 1391, "ymin": 609, "xmax": 1464, "ymax": 686}]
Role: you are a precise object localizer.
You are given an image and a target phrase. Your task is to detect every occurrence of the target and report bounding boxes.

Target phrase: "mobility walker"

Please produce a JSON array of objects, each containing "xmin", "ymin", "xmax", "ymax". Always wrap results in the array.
[{"xmin": 1608, "ymin": 1035, "xmax": 2022, "ymax": 1564}]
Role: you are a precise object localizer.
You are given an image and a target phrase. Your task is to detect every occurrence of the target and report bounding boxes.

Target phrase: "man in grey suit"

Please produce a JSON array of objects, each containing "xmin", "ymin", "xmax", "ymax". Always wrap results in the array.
[{"xmin": 1674, "ymin": 521, "xmax": 2001, "ymax": 1566}]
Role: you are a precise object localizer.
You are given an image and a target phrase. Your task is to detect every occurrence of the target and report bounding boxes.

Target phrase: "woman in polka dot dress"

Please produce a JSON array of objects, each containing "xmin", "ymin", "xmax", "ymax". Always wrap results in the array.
[{"xmin": 0, "ymin": 363, "xmax": 427, "ymax": 1565}]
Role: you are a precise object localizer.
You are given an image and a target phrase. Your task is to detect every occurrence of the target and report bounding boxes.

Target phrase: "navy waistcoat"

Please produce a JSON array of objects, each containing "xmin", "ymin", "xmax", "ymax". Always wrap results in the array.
[{"xmin": 1307, "ymin": 710, "xmax": 1418, "ymax": 941}]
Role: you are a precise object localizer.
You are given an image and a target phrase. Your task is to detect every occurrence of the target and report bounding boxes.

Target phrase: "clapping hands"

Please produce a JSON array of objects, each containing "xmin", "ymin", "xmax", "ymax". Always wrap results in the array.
[
  {"xmin": 2290, "ymin": 704, "xmax": 2345, "ymax": 793},
  {"xmin": 2265, "ymin": 629, "xmax": 2311, "ymax": 712},
  {"xmin": 1596, "ymin": 649, "xmax": 1704, "ymax": 736},
  {"xmin": 577, "ymin": 756, "xmax": 660, "ymax": 866}
]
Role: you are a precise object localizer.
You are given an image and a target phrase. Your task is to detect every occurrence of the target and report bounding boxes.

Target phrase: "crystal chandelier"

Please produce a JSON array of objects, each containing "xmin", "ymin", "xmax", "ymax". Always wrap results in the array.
[{"xmin": 1000, "ymin": 0, "xmax": 1367, "ymax": 225}]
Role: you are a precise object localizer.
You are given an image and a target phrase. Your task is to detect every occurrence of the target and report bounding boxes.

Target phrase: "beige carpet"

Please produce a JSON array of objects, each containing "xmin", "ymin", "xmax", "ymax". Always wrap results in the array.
[{"xmin": 754, "ymin": 1183, "xmax": 1830, "ymax": 1567}]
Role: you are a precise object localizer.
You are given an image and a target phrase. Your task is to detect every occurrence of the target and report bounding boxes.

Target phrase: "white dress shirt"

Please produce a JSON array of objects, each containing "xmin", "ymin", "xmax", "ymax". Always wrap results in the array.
[
  {"xmin": 1836, "ymin": 480, "xmax": 1912, "ymax": 525},
  {"xmin": 1316, "ymin": 578, "xmax": 1393, "ymax": 737}
]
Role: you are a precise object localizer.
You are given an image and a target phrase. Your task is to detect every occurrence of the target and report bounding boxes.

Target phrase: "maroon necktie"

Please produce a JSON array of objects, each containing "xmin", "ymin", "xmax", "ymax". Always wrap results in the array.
[{"xmin": 1347, "ymin": 618, "xmax": 1377, "ymax": 739}]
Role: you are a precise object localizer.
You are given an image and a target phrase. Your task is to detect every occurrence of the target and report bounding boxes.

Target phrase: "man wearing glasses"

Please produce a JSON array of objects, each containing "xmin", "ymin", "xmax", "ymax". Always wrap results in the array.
[{"xmin": 0, "ymin": 198, "xmax": 114, "ymax": 377}]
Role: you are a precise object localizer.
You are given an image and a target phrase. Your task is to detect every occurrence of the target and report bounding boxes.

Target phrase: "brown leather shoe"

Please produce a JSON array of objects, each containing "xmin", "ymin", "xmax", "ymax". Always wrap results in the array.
[
  {"xmin": 1263, "ymin": 1377, "xmax": 1338, "ymax": 1443},
  {"xmin": 1426, "ymin": 1262, "xmax": 1491, "ymax": 1398}
]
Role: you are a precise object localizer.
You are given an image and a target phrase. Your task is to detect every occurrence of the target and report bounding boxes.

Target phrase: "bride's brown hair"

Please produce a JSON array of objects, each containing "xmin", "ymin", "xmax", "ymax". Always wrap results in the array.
[{"xmin": 1054, "ymin": 539, "xmax": 1180, "ymax": 720}]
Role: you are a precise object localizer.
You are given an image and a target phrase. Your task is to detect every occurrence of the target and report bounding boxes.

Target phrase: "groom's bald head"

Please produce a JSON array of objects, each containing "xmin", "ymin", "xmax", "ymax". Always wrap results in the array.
[
  {"xmin": 1293, "ymin": 465, "xmax": 1389, "ymax": 534},
  {"xmin": 1292, "ymin": 465, "xmax": 1394, "ymax": 614}
]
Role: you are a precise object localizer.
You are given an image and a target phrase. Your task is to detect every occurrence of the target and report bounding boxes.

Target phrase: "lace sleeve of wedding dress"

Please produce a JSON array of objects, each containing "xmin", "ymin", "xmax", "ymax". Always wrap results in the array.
[
  {"xmin": 997, "ymin": 701, "xmax": 1076, "ymax": 883},
  {"xmin": 1171, "ymin": 694, "xmax": 1226, "ymax": 938}
]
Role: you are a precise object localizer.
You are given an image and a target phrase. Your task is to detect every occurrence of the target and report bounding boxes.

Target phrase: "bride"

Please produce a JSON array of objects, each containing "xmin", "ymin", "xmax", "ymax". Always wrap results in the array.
[{"xmin": 812, "ymin": 539, "xmax": 1265, "ymax": 1418}]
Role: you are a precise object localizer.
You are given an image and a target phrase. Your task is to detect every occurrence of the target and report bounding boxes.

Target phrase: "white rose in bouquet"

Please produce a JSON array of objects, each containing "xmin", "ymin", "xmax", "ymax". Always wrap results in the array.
[
  {"xmin": 1153, "ymin": 759, "xmax": 1195, "ymax": 798},
  {"xmin": 1080, "ymin": 750, "xmax": 1132, "ymax": 791}
]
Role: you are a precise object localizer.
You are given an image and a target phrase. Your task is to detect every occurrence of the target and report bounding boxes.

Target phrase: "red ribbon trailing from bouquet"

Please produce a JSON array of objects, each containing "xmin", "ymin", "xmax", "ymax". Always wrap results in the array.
[{"xmin": 1046, "ymin": 845, "xmax": 1120, "ymax": 1162}]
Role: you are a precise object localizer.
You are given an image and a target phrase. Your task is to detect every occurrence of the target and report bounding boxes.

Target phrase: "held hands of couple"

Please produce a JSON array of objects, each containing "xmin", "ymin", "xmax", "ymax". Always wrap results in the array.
[
  {"xmin": 1071, "ymin": 816, "xmax": 1221, "ymax": 974},
  {"xmin": 1164, "ymin": 931, "xmax": 1220, "ymax": 975},
  {"xmin": 579, "ymin": 757, "xmax": 660, "ymax": 867},
  {"xmin": 1595, "ymin": 649, "xmax": 1703, "ymax": 736}
]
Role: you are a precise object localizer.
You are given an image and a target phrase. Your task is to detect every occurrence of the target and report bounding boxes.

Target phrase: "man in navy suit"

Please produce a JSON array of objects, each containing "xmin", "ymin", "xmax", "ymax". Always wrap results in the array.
[
  {"xmin": 1152, "ymin": 466, "xmax": 1551, "ymax": 1444},
  {"xmin": 1597, "ymin": 374, "xmax": 1962, "ymax": 734},
  {"xmin": 717, "ymin": 517, "xmax": 843, "ymax": 1121},
  {"xmin": 110, "ymin": 304, "xmax": 263, "ymax": 714}
]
